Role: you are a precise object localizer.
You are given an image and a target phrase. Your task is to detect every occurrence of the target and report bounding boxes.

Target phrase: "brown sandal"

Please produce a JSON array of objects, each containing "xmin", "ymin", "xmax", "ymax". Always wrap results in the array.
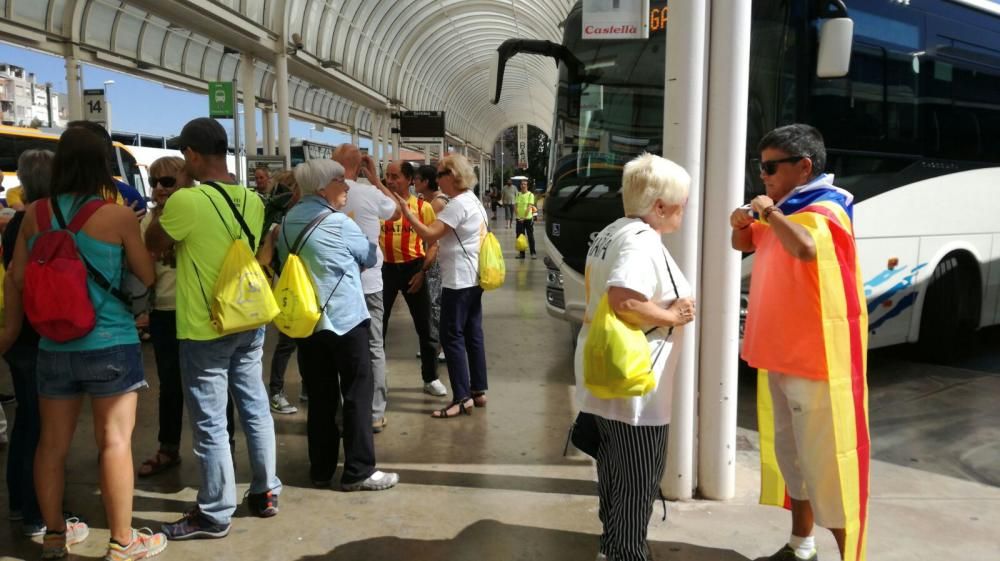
[
  {"xmin": 431, "ymin": 399, "xmax": 474, "ymax": 419},
  {"xmin": 138, "ymin": 449, "xmax": 180, "ymax": 477},
  {"xmin": 472, "ymin": 392, "xmax": 487, "ymax": 408}
]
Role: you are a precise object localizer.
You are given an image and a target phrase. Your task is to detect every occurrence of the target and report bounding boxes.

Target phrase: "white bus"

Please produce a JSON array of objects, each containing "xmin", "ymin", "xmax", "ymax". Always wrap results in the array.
[{"xmin": 495, "ymin": 0, "xmax": 1000, "ymax": 360}]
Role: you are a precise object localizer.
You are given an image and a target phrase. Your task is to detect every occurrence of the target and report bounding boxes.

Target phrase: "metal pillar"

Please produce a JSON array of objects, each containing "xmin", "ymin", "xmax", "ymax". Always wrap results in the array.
[
  {"xmin": 275, "ymin": 50, "xmax": 292, "ymax": 168},
  {"xmin": 697, "ymin": 0, "xmax": 751, "ymax": 501},
  {"xmin": 661, "ymin": 0, "xmax": 709, "ymax": 501},
  {"xmin": 262, "ymin": 107, "xmax": 274, "ymax": 155},
  {"xmin": 240, "ymin": 54, "xmax": 258, "ymax": 159},
  {"xmin": 351, "ymin": 126, "xmax": 360, "ymax": 147},
  {"xmin": 64, "ymin": 47, "xmax": 83, "ymax": 121}
]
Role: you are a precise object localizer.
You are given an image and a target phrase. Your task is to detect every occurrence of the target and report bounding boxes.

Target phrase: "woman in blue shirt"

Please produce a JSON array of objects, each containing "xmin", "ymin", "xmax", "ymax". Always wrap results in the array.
[{"xmin": 280, "ymin": 159, "xmax": 399, "ymax": 492}]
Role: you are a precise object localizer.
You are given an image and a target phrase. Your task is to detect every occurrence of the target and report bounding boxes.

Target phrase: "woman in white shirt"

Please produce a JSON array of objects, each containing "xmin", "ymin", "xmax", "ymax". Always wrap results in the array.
[
  {"xmin": 392, "ymin": 154, "xmax": 487, "ymax": 419},
  {"xmin": 574, "ymin": 154, "xmax": 696, "ymax": 561}
]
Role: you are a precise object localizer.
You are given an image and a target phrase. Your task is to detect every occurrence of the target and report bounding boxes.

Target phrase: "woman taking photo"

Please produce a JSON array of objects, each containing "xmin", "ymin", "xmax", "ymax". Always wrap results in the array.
[
  {"xmin": 3, "ymin": 127, "xmax": 165, "ymax": 560},
  {"xmin": 574, "ymin": 153, "xmax": 695, "ymax": 561},
  {"xmin": 392, "ymin": 154, "xmax": 487, "ymax": 419},
  {"xmin": 282, "ymin": 159, "xmax": 398, "ymax": 492}
]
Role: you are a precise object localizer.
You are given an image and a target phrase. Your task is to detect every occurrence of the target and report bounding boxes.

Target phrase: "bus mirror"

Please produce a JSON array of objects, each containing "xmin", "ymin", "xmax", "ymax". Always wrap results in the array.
[
  {"xmin": 488, "ymin": 50, "xmax": 502, "ymax": 104},
  {"xmin": 816, "ymin": 17, "xmax": 853, "ymax": 78}
]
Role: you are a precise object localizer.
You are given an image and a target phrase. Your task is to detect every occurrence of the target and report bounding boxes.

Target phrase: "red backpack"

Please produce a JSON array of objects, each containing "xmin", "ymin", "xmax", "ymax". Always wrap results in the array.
[{"xmin": 23, "ymin": 198, "xmax": 124, "ymax": 342}]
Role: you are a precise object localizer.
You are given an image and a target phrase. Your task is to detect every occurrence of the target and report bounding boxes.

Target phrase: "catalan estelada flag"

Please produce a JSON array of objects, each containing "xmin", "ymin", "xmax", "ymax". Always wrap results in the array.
[{"xmin": 742, "ymin": 174, "xmax": 870, "ymax": 561}]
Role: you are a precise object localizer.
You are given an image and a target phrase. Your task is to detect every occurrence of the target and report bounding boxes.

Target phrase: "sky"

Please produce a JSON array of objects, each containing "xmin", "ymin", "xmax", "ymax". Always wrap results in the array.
[{"xmin": 0, "ymin": 42, "xmax": 367, "ymax": 150}]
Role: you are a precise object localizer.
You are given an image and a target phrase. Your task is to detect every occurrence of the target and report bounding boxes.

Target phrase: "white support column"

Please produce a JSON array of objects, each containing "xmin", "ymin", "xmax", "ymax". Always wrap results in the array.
[
  {"xmin": 351, "ymin": 126, "xmax": 360, "ymax": 147},
  {"xmin": 64, "ymin": 46, "xmax": 83, "ymax": 121},
  {"xmin": 661, "ymin": 0, "xmax": 710, "ymax": 501},
  {"xmin": 240, "ymin": 54, "xmax": 258, "ymax": 159},
  {"xmin": 262, "ymin": 107, "xmax": 274, "ymax": 155},
  {"xmin": 275, "ymin": 51, "xmax": 292, "ymax": 168},
  {"xmin": 697, "ymin": 0, "xmax": 751, "ymax": 501},
  {"xmin": 424, "ymin": 146, "xmax": 431, "ymax": 164},
  {"xmin": 392, "ymin": 113, "xmax": 401, "ymax": 163}
]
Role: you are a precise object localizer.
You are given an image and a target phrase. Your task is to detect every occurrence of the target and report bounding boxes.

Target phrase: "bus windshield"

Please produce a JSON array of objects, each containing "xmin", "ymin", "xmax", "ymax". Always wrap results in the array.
[{"xmin": 550, "ymin": 2, "xmax": 666, "ymax": 202}]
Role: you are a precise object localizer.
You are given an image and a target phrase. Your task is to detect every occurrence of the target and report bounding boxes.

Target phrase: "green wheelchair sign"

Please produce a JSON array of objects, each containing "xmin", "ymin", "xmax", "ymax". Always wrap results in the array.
[{"xmin": 208, "ymin": 81, "xmax": 234, "ymax": 118}]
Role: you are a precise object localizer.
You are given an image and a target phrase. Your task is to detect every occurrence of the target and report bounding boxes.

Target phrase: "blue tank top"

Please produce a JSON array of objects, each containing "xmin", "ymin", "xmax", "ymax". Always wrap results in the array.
[{"xmin": 32, "ymin": 195, "xmax": 138, "ymax": 351}]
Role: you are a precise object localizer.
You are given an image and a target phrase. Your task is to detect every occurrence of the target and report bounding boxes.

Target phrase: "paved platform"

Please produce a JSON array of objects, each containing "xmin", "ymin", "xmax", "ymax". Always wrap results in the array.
[{"xmin": 1, "ymin": 222, "xmax": 998, "ymax": 561}]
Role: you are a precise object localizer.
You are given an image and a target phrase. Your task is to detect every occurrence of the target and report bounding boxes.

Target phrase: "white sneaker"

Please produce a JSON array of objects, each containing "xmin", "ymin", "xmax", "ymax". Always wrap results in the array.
[
  {"xmin": 341, "ymin": 470, "xmax": 399, "ymax": 492},
  {"xmin": 596, "ymin": 553, "xmax": 607, "ymax": 561},
  {"xmin": 423, "ymin": 380, "xmax": 448, "ymax": 397}
]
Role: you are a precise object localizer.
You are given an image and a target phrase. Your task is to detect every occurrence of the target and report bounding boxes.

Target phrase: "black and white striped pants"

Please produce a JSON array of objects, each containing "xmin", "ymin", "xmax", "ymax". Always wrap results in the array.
[{"xmin": 595, "ymin": 416, "xmax": 669, "ymax": 561}]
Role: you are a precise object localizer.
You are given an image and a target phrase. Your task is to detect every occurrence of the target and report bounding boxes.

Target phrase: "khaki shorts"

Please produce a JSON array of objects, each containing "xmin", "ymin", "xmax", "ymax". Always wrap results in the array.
[{"xmin": 768, "ymin": 372, "xmax": 847, "ymax": 529}]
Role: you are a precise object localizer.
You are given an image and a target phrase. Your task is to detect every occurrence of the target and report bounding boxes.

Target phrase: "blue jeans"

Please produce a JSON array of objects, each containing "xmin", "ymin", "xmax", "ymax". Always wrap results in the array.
[
  {"xmin": 37, "ymin": 344, "xmax": 146, "ymax": 398},
  {"xmin": 179, "ymin": 328, "xmax": 281, "ymax": 525},
  {"xmin": 4, "ymin": 348, "xmax": 41, "ymax": 524}
]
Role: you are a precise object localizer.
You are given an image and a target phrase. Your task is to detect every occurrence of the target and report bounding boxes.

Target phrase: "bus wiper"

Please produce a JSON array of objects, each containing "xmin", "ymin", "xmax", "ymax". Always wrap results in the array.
[{"xmin": 560, "ymin": 182, "xmax": 601, "ymax": 211}]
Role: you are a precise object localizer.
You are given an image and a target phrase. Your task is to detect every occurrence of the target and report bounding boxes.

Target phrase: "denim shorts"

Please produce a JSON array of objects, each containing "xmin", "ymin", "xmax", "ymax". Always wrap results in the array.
[{"xmin": 37, "ymin": 344, "xmax": 147, "ymax": 399}]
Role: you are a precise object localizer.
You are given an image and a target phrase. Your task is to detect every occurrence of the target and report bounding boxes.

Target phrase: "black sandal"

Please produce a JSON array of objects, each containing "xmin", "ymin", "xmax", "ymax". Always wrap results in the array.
[{"xmin": 431, "ymin": 399, "xmax": 473, "ymax": 419}]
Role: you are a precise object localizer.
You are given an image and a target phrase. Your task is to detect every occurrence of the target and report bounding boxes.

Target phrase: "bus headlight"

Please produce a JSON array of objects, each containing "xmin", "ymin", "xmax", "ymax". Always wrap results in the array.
[
  {"xmin": 545, "ymin": 256, "xmax": 565, "ymax": 309},
  {"xmin": 739, "ymin": 293, "xmax": 749, "ymax": 338}
]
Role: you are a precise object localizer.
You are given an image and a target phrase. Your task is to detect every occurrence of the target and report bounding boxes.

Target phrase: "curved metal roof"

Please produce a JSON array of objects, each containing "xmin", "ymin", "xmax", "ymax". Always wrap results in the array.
[{"xmin": 0, "ymin": 0, "xmax": 573, "ymax": 152}]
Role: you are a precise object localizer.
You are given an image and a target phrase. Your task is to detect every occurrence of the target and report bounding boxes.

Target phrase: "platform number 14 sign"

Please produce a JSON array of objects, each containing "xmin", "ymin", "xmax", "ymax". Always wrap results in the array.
[{"xmin": 83, "ymin": 88, "xmax": 108, "ymax": 126}]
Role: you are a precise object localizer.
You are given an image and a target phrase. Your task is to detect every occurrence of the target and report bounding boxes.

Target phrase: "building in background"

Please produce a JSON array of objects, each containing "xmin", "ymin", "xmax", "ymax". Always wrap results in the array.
[{"xmin": 0, "ymin": 63, "xmax": 67, "ymax": 128}]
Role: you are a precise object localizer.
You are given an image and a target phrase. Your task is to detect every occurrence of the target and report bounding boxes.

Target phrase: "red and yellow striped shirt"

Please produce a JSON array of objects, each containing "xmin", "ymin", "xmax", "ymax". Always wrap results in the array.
[{"xmin": 380, "ymin": 194, "xmax": 436, "ymax": 264}]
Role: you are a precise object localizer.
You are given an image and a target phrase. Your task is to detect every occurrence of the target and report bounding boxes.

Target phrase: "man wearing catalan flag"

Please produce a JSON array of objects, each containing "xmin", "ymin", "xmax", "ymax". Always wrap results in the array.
[{"xmin": 731, "ymin": 124, "xmax": 869, "ymax": 561}]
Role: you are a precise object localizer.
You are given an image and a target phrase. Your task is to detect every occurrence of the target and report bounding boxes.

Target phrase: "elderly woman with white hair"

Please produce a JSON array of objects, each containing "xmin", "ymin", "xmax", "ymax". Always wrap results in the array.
[
  {"xmin": 574, "ymin": 153, "xmax": 696, "ymax": 561},
  {"xmin": 279, "ymin": 158, "xmax": 399, "ymax": 492}
]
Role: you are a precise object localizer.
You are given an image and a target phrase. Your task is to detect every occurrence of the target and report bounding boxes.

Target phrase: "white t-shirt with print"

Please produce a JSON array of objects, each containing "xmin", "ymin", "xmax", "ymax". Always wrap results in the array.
[
  {"xmin": 436, "ymin": 190, "xmax": 486, "ymax": 290},
  {"xmin": 341, "ymin": 178, "xmax": 397, "ymax": 294},
  {"xmin": 573, "ymin": 217, "xmax": 693, "ymax": 426}
]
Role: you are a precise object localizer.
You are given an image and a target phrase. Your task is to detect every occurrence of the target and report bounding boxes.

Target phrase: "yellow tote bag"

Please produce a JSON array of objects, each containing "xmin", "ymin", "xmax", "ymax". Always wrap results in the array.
[
  {"xmin": 515, "ymin": 233, "xmax": 529, "ymax": 253},
  {"xmin": 273, "ymin": 210, "xmax": 334, "ymax": 338},
  {"xmin": 199, "ymin": 182, "xmax": 279, "ymax": 336},
  {"xmin": 209, "ymin": 239, "xmax": 280, "ymax": 336},
  {"xmin": 582, "ymin": 294, "xmax": 656, "ymax": 398},
  {"xmin": 479, "ymin": 231, "xmax": 505, "ymax": 291},
  {"xmin": 273, "ymin": 254, "xmax": 321, "ymax": 338}
]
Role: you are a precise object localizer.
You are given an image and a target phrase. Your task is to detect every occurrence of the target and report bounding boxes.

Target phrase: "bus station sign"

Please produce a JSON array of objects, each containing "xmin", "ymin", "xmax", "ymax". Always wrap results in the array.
[
  {"xmin": 208, "ymin": 81, "xmax": 235, "ymax": 118},
  {"xmin": 582, "ymin": 0, "xmax": 650, "ymax": 40}
]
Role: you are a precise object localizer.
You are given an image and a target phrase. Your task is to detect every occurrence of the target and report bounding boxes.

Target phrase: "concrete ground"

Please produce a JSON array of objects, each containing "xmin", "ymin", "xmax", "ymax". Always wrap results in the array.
[{"xmin": 1, "ymin": 222, "xmax": 998, "ymax": 561}]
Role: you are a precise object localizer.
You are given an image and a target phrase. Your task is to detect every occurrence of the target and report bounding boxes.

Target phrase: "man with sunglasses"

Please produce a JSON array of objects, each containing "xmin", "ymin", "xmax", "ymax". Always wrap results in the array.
[{"xmin": 732, "ymin": 124, "xmax": 870, "ymax": 561}]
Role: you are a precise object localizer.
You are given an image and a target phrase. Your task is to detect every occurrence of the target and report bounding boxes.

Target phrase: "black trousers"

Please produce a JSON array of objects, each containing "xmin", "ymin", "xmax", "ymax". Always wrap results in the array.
[
  {"xmin": 150, "ymin": 310, "xmax": 234, "ymax": 447},
  {"xmin": 297, "ymin": 323, "xmax": 376, "ymax": 485},
  {"xmin": 516, "ymin": 219, "xmax": 536, "ymax": 256},
  {"xmin": 382, "ymin": 259, "xmax": 439, "ymax": 383},
  {"xmin": 268, "ymin": 331, "xmax": 299, "ymax": 395}
]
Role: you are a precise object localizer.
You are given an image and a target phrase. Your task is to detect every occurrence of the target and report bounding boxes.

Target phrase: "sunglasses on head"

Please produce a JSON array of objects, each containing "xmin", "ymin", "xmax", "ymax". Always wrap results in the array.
[
  {"xmin": 755, "ymin": 155, "xmax": 806, "ymax": 176},
  {"xmin": 150, "ymin": 176, "xmax": 177, "ymax": 188}
]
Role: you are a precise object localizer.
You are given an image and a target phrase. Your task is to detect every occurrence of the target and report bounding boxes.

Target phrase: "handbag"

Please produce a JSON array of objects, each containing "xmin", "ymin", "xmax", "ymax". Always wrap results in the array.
[{"xmin": 565, "ymin": 411, "xmax": 600, "ymax": 459}]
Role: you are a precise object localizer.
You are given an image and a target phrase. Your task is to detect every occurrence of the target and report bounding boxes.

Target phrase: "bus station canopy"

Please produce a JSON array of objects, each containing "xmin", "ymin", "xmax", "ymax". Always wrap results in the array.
[{"xmin": 0, "ymin": 0, "xmax": 574, "ymax": 153}]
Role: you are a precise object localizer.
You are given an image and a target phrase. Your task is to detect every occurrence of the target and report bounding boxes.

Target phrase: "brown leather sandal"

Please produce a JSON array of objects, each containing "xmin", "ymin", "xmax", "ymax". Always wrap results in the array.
[{"xmin": 431, "ymin": 399, "xmax": 474, "ymax": 419}]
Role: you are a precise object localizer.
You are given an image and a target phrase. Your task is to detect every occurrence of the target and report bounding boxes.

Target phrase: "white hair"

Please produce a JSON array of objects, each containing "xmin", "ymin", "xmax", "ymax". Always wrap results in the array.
[
  {"xmin": 621, "ymin": 153, "xmax": 690, "ymax": 216},
  {"xmin": 294, "ymin": 159, "xmax": 345, "ymax": 196}
]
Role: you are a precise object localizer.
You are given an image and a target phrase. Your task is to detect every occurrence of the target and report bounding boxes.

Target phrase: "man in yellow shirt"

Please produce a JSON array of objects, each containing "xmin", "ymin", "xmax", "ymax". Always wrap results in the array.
[
  {"xmin": 514, "ymin": 179, "xmax": 537, "ymax": 259},
  {"xmin": 380, "ymin": 161, "xmax": 445, "ymax": 397}
]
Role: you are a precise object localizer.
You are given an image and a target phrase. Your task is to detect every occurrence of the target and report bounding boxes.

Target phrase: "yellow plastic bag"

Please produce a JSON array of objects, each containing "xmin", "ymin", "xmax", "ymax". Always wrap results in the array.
[
  {"xmin": 515, "ymin": 234, "xmax": 529, "ymax": 253},
  {"xmin": 210, "ymin": 240, "xmax": 280, "ymax": 336},
  {"xmin": 272, "ymin": 254, "xmax": 321, "ymax": 338},
  {"xmin": 479, "ymin": 231, "xmax": 506, "ymax": 291},
  {"xmin": 583, "ymin": 294, "xmax": 655, "ymax": 398}
]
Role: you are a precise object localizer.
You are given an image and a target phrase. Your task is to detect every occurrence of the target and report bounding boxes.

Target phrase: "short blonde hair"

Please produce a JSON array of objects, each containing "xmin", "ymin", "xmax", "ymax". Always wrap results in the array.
[
  {"xmin": 622, "ymin": 153, "xmax": 690, "ymax": 216},
  {"xmin": 149, "ymin": 156, "xmax": 191, "ymax": 187},
  {"xmin": 439, "ymin": 154, "xmax": 477, "ymax": 191},
  {"xmin": 294, "ymin": 159, "xmax": 345, "ymax": 196}
]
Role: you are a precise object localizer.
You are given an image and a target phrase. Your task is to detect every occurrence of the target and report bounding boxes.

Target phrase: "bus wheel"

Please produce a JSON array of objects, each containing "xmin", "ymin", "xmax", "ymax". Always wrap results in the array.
[{"xmin": 917, "ymin": 253, "xmax": 980, "ymax": 362}]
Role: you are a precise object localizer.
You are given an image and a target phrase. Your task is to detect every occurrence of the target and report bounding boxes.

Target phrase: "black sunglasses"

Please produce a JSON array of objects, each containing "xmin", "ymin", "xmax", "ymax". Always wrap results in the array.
[
  {"xmin": 755, "ymin": 155, "xmax": 807, "ymax": 176},
  {"xmin": 437, "ymin": 169, "xmax": 452, "ymax": 177},
  {"xmin": 149, "ymin": 176, "xmax": 177, "ymax": 188}
]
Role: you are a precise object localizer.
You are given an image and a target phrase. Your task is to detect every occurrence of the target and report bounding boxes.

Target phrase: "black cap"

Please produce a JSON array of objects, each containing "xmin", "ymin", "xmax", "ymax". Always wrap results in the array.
[{"xmin": 178, "ymin": 117, "xmax": 228, "ymax": 156}]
